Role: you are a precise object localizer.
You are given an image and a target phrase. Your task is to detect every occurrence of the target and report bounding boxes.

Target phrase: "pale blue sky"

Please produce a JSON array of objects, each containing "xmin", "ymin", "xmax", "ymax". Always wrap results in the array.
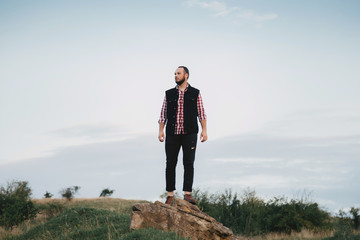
[{"xmin": 1, "ymin": 0, "xmax": 359, "ymax": 213}]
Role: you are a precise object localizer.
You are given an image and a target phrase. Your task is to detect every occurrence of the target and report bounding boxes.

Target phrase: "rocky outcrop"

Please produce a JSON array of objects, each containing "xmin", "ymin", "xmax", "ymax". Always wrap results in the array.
[{"xmin": 130, "ymin": 197, "xmax": 239, "ymax": 240}]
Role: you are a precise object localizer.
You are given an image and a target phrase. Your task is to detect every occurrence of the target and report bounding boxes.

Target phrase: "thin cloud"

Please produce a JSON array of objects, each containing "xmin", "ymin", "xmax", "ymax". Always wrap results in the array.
[
  {"xmin": 44, "ymin": 123, "xmax": 126, "ymax": 140},
  {"xmin": 237, "ymin": 10, "xmax": 278, "ymax": 22},
  {"xmin": 1, "ymin": 132, "xmax": 359, "ymax": 212},
  {"xmin": 184, "ymin": 0, "xmax": 278, "ymax": 26},
  {"xmin": 187, "ymin": 0, "xmax": 228, "ymax": 12}
]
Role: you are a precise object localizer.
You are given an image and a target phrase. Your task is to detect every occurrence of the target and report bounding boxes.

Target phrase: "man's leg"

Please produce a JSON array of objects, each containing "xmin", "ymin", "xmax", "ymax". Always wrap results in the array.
[
  {"xmin": 182, "ymin": 133, "xmax": 197, "ymax": 193},
  {"xmin": 165, "ymin": 134, "xmax": 181, "ymax": 194}
]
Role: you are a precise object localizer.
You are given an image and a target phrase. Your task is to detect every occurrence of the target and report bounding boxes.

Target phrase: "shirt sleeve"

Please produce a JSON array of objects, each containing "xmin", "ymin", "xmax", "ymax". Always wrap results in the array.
[
  {"xmin": 197, "ymin": 92, "xmax": 207, "ymax": 121},
  {"xmin": 158, "ymin": 95, "xmax": 167, "ymax": 124}
]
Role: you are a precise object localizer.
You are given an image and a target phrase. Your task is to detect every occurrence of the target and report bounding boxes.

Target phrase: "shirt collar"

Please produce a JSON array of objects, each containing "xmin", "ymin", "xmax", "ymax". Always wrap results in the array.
[{"xmin": 175, "ymin": 83, "xmax": 189, "ymax": 92}]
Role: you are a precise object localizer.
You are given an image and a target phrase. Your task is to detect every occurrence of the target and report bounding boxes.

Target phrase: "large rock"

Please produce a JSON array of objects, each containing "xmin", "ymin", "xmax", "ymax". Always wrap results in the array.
[{"xmin": 130, "ymin": 197, "xmax": 239, "ymax": 240}]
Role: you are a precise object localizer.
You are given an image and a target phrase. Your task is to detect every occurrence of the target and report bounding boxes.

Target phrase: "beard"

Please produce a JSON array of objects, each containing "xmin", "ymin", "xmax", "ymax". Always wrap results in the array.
[{"xmin": 175, "ymin": 77, "xmax": 185, "ymax": 86}]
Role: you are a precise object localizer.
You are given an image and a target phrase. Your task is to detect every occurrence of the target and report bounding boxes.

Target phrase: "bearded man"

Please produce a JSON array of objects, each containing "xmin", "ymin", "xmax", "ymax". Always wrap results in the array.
[{"xmin": 158, "ymin": 66, "xmax": 207, "ymax": 205}]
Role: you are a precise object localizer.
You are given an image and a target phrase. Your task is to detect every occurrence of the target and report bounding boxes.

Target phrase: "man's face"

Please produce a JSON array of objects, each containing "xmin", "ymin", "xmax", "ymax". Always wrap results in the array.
[{"xmin": 174, "ymin": 68, "xmax": 187, "ymax": 83}]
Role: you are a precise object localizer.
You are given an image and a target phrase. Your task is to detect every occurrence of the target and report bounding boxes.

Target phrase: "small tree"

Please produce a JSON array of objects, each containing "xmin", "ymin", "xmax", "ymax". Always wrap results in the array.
[
  {"xmin": 0, "ymin": 181, "xmax": 38, "ymax": 230},
  {"xmin": 60, "ymin": 186, "xmax": 80, "ymax": 201},
  {"xmin": 44, "ymin": 191, "xmax": 53, "ymax": 198},
  {"xmin": 333, "ymin": 209, "xmax": 353, "ymax": 239},
  {"xmin": 99, "ymin": 188, "xmax": 114, "ymax": 197},
  {"xmin": 350, "ymin": 207, "xmax": 360, "ymax": 230}
]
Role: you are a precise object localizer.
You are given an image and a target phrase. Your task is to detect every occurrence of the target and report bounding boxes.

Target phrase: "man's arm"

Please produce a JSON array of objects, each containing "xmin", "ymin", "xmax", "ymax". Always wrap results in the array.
[
  {"xmin": 158, "ymin": 95, "xmax": 167, "ymax": 142},
  {"xmin": 159, "ymin": 122, "xmax": 165, "ymax": 142},
  {"xmin": 200, "ymin": 119, "xmax": 207, "ymax": 142},
  {"xmin": 197, "ymin": 93, "xmax": 207, "ymax": 142}
]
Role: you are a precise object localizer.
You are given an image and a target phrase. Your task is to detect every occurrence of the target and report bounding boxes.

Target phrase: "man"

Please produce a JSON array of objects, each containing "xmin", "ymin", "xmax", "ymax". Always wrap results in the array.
[{"xmin": 158, "ymin": 66, "xmax": 207, "ymax": 205}]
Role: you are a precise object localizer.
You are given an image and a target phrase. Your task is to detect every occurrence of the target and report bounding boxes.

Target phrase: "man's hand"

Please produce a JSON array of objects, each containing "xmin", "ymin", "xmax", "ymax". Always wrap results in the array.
[
  {"xmin": 200, "ymin": 119, "xmax": 207, "ymax": 142},
  {"xmin": 200, "ymin": 130, "xmax": 208, "ymax": 142},
  {"xmin": 158, "ymin": 130, "xmax": 165, "ymax": 142},
  {"xmin": 158, "ymin": 122, "xmax": 165, "ymax": 142}
]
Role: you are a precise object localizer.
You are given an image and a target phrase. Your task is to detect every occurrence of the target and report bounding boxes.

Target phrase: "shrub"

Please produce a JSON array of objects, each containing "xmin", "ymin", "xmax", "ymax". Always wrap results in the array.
[
  {"xmin": 264, "ymin": 197, "xmax": 330, "ymax": 234},
  {"xmin": 0, "ymin": 181, "xmax": 38, "ymax": 230},
  {"xmin": 193, "ymin": 188, "xmax": 331, "ymax": 236},
  {"xmin": 350, "ymin": 207, "xmax": 360, "ymax": 230},
  {"xmin": 60, "ymin": 186, "xmax": 80, "ymax": 201},
  {"xmin": 43, "ymin": 191, "xmax": 53, "ymax": 198},
  {"xmin": 328, "ymin": 210, "xmax": 353, "ymax": 239},
  {"xmin": 37, "ymin": 202, "xmax": 65, "ymax": 219},
  {"xmin": 99, "ymin": 188, "xmax": 114, "ymax": 197}
]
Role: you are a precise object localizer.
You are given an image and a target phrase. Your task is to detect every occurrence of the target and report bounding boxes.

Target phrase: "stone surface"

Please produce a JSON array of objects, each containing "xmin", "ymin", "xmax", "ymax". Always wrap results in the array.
[{"xmin": 130, "ymin": 197, "xmax": 237, "ymax": 240}]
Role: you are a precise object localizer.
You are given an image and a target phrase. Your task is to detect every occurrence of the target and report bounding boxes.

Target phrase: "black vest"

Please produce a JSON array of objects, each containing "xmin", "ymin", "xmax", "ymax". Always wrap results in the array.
[{"xmin": 165, "ymin": 84, "xmax": 200, "ymax": 136}]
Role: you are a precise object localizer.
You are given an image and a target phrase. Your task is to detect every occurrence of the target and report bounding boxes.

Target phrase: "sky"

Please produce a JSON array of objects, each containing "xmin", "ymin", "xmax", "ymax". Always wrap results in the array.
[{"xmin": 1, "ymin": 0, "xmax": 359, "ymax": 213}]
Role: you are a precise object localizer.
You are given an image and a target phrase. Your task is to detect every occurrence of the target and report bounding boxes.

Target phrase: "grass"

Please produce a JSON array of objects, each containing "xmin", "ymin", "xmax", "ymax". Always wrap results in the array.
[
  {"xmin": 7, "ymin": 207, "xmax": 130, "ymax": 240},
  {"xmin": 1, "ymin": 197, "xmax": 359, "ymax": 240},
  {"xmin": 1, "ymin": 198, "xmax": 187, "ymax": 240},
  {"xmin": 34, "ymin": 197, "xmax": 149, "ymax": 215},
  {"xmin": 250, "ymin": 229, "xmax": 332, "ymax": 240},
  {"xmin": 193, "ymin": 188, "xmax": 333, "ymax": 237}
]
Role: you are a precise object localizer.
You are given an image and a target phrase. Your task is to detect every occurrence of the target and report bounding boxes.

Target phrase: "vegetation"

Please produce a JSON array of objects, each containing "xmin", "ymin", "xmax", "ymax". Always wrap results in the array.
[
  {"xmin": 322, "ymin": 209, "xmax": 360, "ymax": 240},
  {"xmin": 0, "ymin": 181, "xmax": 38, "ymax": 230},
  {"xmin": 1, "ymin": 198, "xmax": 185, "ymax": 240},
  {"xmin": 60, "ymin": 186, "xmax": 80, "ymax": 201},
  {"xmin": 351, "ymin": 207, "xmax": 360, "ymax": 230},
  {"xmin": 1, "ymin": 181, "xmax": 360, "ymax": 239},
  {"xmin": 43, "ymin": 191, "xmax": 53, "ymax": 199},
  {"xmin": 193, "ymin": 188, "xmax": 331, "ymax": 236},
  {"xmin": 37, "ymin": 202, "xmax": 65, "ymax": 219},
  {"xmin": 100, "ymin": 188, "xmax": 115, "ymax": 197},
  {"xmin": 121, "ymin": 228, "xmax": 188, "ymax": 240},
  {"xmin": 8, "ymin": 207, "xmax": 131, "ymax": 240}
]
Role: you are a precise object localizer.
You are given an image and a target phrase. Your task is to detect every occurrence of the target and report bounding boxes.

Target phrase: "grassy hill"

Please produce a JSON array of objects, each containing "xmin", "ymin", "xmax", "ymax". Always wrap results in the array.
[
  {"xmin": 1, "ymin": 197, "xmax": 359, "ymax": 240},
  {"xmin": 0, "ymin": 198, "xmax": 187, "ymax": 240}
]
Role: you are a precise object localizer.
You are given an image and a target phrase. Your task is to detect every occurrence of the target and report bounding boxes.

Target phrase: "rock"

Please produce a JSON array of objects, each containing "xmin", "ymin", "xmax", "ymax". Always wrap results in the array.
[{"xmin": 130, "ymin": 197, "xmax": 236, "ymax": 240}]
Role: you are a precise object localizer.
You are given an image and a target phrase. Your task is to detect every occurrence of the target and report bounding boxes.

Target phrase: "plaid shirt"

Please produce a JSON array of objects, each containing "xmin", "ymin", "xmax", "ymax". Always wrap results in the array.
[{"xmin": 158, "ymin": 84, "xmax": 207, "ymax": 135}]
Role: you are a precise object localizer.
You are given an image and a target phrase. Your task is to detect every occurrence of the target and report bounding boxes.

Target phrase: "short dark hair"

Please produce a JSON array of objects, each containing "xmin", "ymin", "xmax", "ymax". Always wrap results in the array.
[{"xmin": 178, "ymin": 66, "xmax": 189, "ymax": 78}]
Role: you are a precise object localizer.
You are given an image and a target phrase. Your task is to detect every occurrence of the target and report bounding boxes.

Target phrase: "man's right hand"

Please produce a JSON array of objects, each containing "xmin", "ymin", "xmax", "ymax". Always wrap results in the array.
[{"xmin": 158, "ymin": 130, "xmax": 165, "ymax": 142}]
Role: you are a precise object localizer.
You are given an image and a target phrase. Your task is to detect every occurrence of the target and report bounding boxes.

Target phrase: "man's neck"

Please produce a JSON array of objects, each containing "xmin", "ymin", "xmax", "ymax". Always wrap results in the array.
[{"xmin": 178, "ymin": 81, "xmax": 188, "ymax": 91}]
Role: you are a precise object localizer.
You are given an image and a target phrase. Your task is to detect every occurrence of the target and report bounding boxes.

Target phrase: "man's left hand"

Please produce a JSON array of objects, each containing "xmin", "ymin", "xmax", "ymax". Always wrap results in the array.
[{"xmin": 200, "ymin": 130, "xmax": 208, "ymax": 142}]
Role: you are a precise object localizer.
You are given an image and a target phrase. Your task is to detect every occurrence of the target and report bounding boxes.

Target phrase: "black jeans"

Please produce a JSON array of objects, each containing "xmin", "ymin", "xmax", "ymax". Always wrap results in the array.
[{"xmin": 165, "ymin": 133, "xmax": 197, "ymax": 192}]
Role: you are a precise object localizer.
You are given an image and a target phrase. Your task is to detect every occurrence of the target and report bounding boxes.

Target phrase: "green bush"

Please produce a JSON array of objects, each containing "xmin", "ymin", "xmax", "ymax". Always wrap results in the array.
[
  {"xmin": 36, "ymin": 202, "xmax": 65, "ymax": 219},
  {"xmin": 351, "ymin": 207, "xmax": 360, "ymax": 230},
  {"xmin": 326, "ymin": 209, "xmax": 358, "ymax": 240},
  {"xmin": 99, "ymin": 188, "xmax": 114, "ymax": 197},
  {"xmin": 193, "ymin": 188, "xmax": 331, "ymax": 236},
  {"xmin": 264, "ymin": 197, "xmax": 330, "ymax": 234},
  {"xmin": 60, "ymin": 186, "xmax": 80, "ymax": 201},
  {"xmin": 43, "ymin": 191, "xmax": 53, "ymax": 198},
  {"xmin": 0, "ymin": 181, "xmax": 38, "ymax": 230}
]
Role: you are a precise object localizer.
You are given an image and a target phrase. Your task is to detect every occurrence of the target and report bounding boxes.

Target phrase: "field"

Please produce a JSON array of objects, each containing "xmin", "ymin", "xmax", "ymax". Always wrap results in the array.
[
  {"xmin": 0, "ymin": 197, "xmax": 359, "ymax": 240},
  {"xmin": 0, "ymin": 198, "xmax": 187, "ymax": 240}
]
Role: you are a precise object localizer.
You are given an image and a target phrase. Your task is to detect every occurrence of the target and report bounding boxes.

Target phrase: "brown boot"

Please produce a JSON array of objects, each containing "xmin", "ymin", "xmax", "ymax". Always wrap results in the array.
[
  {"xmin": 184, "ymin": 194, "xmax": 196, "ymax": 205},
  {"xmin": 165, "ymin": 196, "xmax": 174, "ymax": 204}
]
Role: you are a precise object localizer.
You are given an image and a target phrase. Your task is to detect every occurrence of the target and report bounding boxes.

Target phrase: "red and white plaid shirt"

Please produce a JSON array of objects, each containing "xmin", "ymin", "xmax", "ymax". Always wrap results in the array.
[{"xmin": 158, "ymin": 84, "xmax": 207, "ymax": 135}]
